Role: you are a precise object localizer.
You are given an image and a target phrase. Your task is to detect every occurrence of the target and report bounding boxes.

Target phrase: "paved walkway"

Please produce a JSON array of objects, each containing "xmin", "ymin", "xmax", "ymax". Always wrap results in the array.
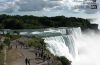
[
  {"xmin": 11, "ymin": 47, "xmax": 38, "ymax": 65},
  {"xmin": 10, "ymin": 38, "xmax": 47, "ymax": 65}
]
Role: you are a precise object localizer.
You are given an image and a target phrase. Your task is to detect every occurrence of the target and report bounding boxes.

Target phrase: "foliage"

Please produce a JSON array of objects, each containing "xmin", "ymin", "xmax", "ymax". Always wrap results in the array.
[
  {"xmin": 57, "ymin": 56, "xmax": 71, "ymax": 65},
  {"xmin": 0, "ymin": 14, "xmax": 97, "ymax": 30},
  {"xmin": 13, "ymin": 31, "xmax": 20, "ymax": 35},
  {"xmin": 5, "ymin": 32, "xmax": 21, "ymax": 41},
  {"xmin": 9, "ymin": 35, "xmax": 21, "ymax": 41},
  {"xmin": 0, "ymin": 44, "xmax": 4, "ymax": 52},
  {"xmin": 27, "ymin": 36, "xmax": 45, "ymax": 48},
  {"xmin": 4, "ymin": 37, "xmax": 10, "ymax": 47}
]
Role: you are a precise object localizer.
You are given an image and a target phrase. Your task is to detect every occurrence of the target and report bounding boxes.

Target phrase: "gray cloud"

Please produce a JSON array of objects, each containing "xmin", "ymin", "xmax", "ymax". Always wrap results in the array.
[
  {"xmin": 17, "ymin": 0, "xmax": 61, "ymax": 11},
  {"xmin": 0, "ymin": 2, "xmax": 16, "ymax": 13},
  {"xmin": 17, "ymin": 0, "xmax": 46, "ymax": 11},
  {"xmin": 0, "ymin": 0, "xmax": 99, "ymax": 14}
]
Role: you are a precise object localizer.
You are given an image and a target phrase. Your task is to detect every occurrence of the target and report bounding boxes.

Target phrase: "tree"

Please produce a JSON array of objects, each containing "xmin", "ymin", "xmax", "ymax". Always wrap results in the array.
[
  {"xmin": 0, "ymin": 44, "xmax": 4, "ymax": 52},
  {"xmin": 4, "ymin": 37, "xmax": 10, "ymax": 47},
  {"xmin": 58, "ymin": 56, "xmax": 71, "ymax": 65},
  {"xmin": 13, "ymin": 30, "xmax": 19, "ymax": 35},
  {"xmin": 0, "ymin": 14, "xmax": 97, "ymax": 30}
]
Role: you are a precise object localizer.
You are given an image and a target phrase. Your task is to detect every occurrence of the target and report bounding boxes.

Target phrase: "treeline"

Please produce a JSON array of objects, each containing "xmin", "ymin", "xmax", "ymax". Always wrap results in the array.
[{"xmin": 0, "ymin": 14, "xmax": 98, "ymax": 30}]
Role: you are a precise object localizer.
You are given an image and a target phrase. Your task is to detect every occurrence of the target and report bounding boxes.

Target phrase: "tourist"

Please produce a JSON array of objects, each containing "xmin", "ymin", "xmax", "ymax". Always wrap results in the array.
[
  {"xmin": 25, "ymin": 58, "xmax": 28, "ymax": 65},
  {"xmin": 16, "ymin": 45, "xmax": 17, "ymax": 48},
  {"xmin": 27, "ymin": 59, "xmax": 31, "ymax": 65}
]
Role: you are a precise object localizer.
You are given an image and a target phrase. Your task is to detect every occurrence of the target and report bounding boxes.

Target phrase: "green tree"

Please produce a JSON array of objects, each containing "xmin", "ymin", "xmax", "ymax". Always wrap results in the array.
[
  {"xmin": 13, "ymin": 30, "xmax": 19, "ymax": 35},
  {"xmin": 4, "ymin": 37, "xmax": 10, "ymax": 47},
  {"xmin": 0, "ymin": 44, "xmax": 4, "ymax": 52},
  {"xmin": 58, "ymin": 56, "xmax": 71, "ymax": 65},
  {"xmin": 0, "ymin": 14, "xmax": 97, "ymax": 30}
]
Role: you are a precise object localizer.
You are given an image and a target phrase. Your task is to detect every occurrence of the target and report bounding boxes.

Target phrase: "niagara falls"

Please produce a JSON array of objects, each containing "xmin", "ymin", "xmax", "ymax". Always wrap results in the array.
[
  {"xmin": 43, "ymin": 26, "xmax": 100, "ymax": 65},
  {"xmin": 0, "ymin": 0, "xmax": 99, "ymax": 65},
  {"xmin": 18, "ymin": 25, "xmax": 100, "ymax": 65}
]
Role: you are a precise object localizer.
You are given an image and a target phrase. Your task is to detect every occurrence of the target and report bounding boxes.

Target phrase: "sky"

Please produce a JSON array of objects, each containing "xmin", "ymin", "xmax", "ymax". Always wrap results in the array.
[{"xmin": 0, "ymin": 0, "xmax": 99, "ymax": 18}]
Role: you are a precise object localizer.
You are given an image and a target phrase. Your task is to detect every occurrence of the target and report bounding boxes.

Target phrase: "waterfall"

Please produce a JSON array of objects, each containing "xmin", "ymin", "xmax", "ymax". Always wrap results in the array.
[
  {"xmin": 44, "ymin": 36, "xmax": 73, "ymax": 60},
  {"xmin": 44, "ymin": 27, "xmax": 100, "ymax": 65},
  {"xmin": 44, "ymin": 27, "xmax": 81, "ymax": 61}
]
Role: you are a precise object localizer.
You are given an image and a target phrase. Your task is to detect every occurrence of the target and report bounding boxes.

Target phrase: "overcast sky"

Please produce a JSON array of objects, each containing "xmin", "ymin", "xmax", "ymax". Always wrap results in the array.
[{"xmin": 0, "ymin": 0, "xmax": 99, "ymax": 18}]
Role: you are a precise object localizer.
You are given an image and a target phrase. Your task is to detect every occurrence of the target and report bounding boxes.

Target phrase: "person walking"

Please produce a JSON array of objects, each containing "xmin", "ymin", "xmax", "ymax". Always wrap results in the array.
[
  {"xmin": 25, "ymin": 58, "xmax": 28, "ymax": 65},
  {"xmin": 16, "ymin": 45, "xmax": 17, "ymax": 48},
  {"xmin": 27, "ymin": 59, "xmax": 31, "ymax": 65}
]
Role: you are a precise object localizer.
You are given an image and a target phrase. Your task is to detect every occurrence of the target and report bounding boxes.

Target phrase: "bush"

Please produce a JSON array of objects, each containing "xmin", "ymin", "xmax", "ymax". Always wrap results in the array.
[
  {"xmin": 4, "ymin": 37, "xmax": 10, "ymax": 47},
  {"xmin": 27, "ymin": 37, "xmax": 45, "ymax": 48},
  {"xmin": 57, "ymin": 56, "xmax": 71, "ymax": 65},
  {"xmin": 0, "ymin": 44, "xmax": 4, "ymax": 52}
]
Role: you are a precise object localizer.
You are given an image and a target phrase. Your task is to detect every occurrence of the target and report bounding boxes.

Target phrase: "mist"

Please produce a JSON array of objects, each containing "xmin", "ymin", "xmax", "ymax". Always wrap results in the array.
[{"xmin": 72, "ymin": 18, "xmax": 100, "ymax": 65}]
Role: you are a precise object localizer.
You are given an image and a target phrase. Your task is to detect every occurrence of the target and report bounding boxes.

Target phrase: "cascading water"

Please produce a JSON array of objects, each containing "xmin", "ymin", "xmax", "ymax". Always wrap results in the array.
[
  {"xmin": 71, "ymin": 30, "xmax": 100, "ymax": 65},
  {"xmin": 71, "ymin": 18, "xmax": 100, "ymax": 65},
  {"xmin": 44, "ymin": 26, "xmax": 100, "ymax": 65},
  {"xmin": 44, "ymin": 36, "xmax": 73, "ymax": 60},
  {"xmin": 44, "ymin": 27, "xmax": 81, "ymax": 61}
]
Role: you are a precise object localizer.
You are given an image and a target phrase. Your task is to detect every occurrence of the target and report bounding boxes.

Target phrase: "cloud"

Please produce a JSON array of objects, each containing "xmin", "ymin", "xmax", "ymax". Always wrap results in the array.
[
  {"xmin": 0, "ymin": 0, "xmax": 99, "ymax": 14},
  {"xmin": 16, "ymin": 0, "xmax": 45, "ymax": 11},
  {"xmin": 16, "ymin": 0, "xmax": 62, "ymax": 11},
  {"xmin": 0, "ymin": 1, "xmax": 17, "ymax": 13}
]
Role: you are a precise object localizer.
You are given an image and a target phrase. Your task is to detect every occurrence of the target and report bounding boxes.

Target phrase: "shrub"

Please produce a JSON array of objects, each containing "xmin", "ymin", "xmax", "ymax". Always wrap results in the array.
[{"xmin": 57, "ymin": 56, "xmax": 71, "ymax": 65}]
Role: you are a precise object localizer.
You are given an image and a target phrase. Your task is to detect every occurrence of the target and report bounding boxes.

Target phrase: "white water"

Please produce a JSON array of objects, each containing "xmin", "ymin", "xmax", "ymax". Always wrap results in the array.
[
  {"xmin": 44, "ymin": 27, "xmax": 100, "ymax": 65},
  {"xmin": 72, "ymin": 31, "xmax": 100, "ymax": 65},
  {"xmin": 44, "ymin": 27, "xmax": 81, "ymax": 61},
  {"xmin": 44, "ymin": 36, "xmax": 73, "ymax": 60},
  {"xmin": 72, "ymin": 18, "xmax": 100, "ymax": 65}
]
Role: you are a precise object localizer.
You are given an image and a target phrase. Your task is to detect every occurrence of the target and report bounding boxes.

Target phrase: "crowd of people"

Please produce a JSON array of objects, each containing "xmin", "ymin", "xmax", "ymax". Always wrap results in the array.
[
  {"xmin": 34, "ymin": 47, "xmax": 52, "ymax": 65},
  {"xmin": 14, "ymin": 39, "xmax": 53, "ymax": 65}
]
